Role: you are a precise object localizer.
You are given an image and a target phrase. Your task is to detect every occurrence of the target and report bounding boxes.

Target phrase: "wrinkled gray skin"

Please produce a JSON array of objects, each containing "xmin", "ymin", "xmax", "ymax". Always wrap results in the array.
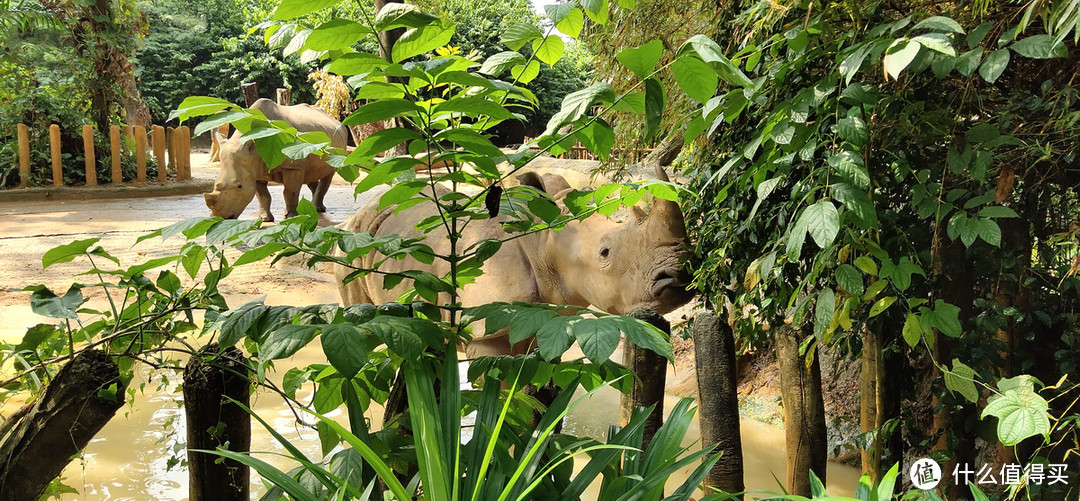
[
  {"xmin": 334, "ymin": 169, "xmax": 693, "ymax": 358},
  {"xmin": 205, "ymin": 99, "xmax": 348, "ymax": 222}
]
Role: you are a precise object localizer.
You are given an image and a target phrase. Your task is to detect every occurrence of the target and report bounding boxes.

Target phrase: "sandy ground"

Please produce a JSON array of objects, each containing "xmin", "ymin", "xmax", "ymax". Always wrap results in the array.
[{"xmin": 0, "ymin": 155, "xmax": 860, "ymax": 499}]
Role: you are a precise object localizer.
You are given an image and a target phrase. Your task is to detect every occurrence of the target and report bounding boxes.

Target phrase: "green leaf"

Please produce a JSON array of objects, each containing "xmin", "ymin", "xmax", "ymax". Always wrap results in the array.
[
  {"xmin": 975, "ymin": 217, "xmax": 1001, "ymax": 247},
  {"xmin": 955, "ymin": 48, "xmax": 984, "ymax": 76},
  {"xmin": 218, "ymin": 300, "xmax": 266, "ymax": 347},
  {"xmin": 982, "ymin": 385, "xmax": 1050, "ymax": 445},
  {"xmin": 500, "ymin": 22, "xmax": 542, "ymax": 51},
  {"xmin": 835, "ymin": 115, "xmax": 869, "ymax": 147},
  {"xmin": 679, "ymin": 35, "xmax": 753, "ymax": 87},
  {"xmin": 1011, "ymin": 35, "xmax": 1068, "ymax": 59},
  {"xmin": 320, "ymin": 324, "xmax": 378, "ymax": 379},
  {"xmin": 28, "ymin": 285, "xmax": 84, "ymax": 319},
  {"xmin": 884, "ymin": 39, "xmax": 921, "ymax": 79},
  {"xmin": 342, "ymin": 99, "xmax": 423, "ymax": 126},
  {"xmin": 42, "ymin": 237, "xmax": 100, "ymax": 268},
  {"xmin": 836, "ymin": 264, "xmax": 864, "ymax": 296},
  {"xmin": 374, "ymin": 3, "xmax": 437, "ymax": 31},
  {"xmin": 534, "ymin": 35, "xmax": 565, "ymax": 66},
  {"xmin": 433, "ymin": 97, "xmax": 513, "ymax": 120},
  {"xmin": 616, "ymin": 40, "xmax": 664, "ymax": 79},
  {"xmin": 349, "ymin": 128, "xmax": 423, "ymax": 161},
  {"xmin": 928, "ymin": 300, "xmax": 962, "ymax": 337},
  {"xmin": 854, "ymin": 256, "xmax": 878, "ymax": 276},
  {"xmin": 305, "ymin": 19, "xmax": 367, "ymax": 52},
  {"xmin": 814, "ymin": 287, "xmax": 836, "ymax": 338},
  {"xmin": 552, "ymin": 6, "xmax": 584, "ymax": 39},
  {"xmin": 273, "ymin": 0, "xmax": 337, "ymax": 20},
  {"xmin": 644, "ymin": 77, "xmax": 665, "ymax": 141},
  {"xmin": 393, "ymin": 20, "xmax": 455, "ymax": 62},
  {"xmin": 799, "ymin": 200, "xmax": 840, "ymax": 248},
  {"xmin": 912, "ymin": 33, "xmax": 956, "ymax": 56},
  {"xmin": 869, "ymin": 296, "xmax": 897, "ymax": 317},
  {"xmin": 479, "ymin": 51, "xmax": 526, "ymax": 76},
  {"xmin": 672, "ymin": 56, "xmax": 718, "ymax": 103},
  {"xmin": 828, "ymin": 151, "xmax": 870, "ymax": 189},
  {"xmin": 979, "ymin": 49, "xmax": 1010, "ymax": 83},
  {"xmin": 364, "ymin": 316, "xmax": 441, "ymax": 360},
  {"xmin": 170, "ymin": 96, "xmax": 237, "ymax": 123},
  {"xmin": 831, "ymin": 183, "xmax": 877, "ymax": 228},
  {"xmin": 977, "ymin": 206, "xmax": 1018, "ymax": 218},
  {"xmin": 902, "ymin": 313, "xmax": 923, "ymax": 347},
  {"xmin": 571, "ymin": 317, "xmax": 622, "ymax": 364},
  {"xmin": 328, "ymin": 53, "xmax": 388, "ymax": 76},
  {"xmin": 262, "ymin": 324, "xmax": 320, "ymax": 360},
  {"xmin": 944, "ymin": 358, "xmax": 979, "ymax": 403},
  {"xmin": 543, "ymin": 83, "xmax": 616, "ymax": 136},
  {"xmin": 912, "ymin": 16, "xmax": 965, "ymax": 34},
  {"xmin": 510, "ymin": 59, "xmax": 541, "ymax": 84}
]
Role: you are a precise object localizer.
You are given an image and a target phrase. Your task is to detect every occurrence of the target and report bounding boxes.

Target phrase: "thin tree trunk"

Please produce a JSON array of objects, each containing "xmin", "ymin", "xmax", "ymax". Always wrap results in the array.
[
  {"xmin": 620, "ymin": 308, "xmax": 669, "ymax": 450},
  {"xmin": 776, "ymin": 323, "xmax": 827, "ymax": 496},
  {"xmin": 0, "ymin": 350, "xmax": 126, "ymax": 501},
  {"xmin": 693, "ymin": 313, "xmax": 744, "ymax": 498},
  {"xmin": 184, "ymin": 345, "xmax": 251, "ymax": 501},
  {"xmin": 860, "ymin": 324, "xmax": 882, "ymax": 480}
]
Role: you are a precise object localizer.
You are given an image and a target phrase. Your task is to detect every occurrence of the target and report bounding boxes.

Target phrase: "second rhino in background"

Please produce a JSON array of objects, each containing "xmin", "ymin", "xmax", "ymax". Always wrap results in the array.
[{"xmin": 204, "ymin": 98, "xmax": 348, "ymax": 222}]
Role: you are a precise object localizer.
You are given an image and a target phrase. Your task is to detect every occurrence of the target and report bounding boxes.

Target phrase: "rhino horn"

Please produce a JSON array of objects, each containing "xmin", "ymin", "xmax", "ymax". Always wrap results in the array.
[{"xmin": 204, "ymin": 192, "xmax": 219, "ymax": 210}]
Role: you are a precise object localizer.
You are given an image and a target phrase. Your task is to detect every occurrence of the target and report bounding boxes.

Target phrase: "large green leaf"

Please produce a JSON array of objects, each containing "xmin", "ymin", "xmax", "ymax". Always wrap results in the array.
[
  {"xmin": 883, "ymin": 39, "xmax": 920, "ymax": 79},
  {"xmin": 374, "ymin": 3, "xmax": 437, "ymax": 31},
  {"xmin": 28, "ymin": 285, "xmax": 84, "ymax": 320},
  {"xmin": 364, "ymin": 316, "xmax": 440, "ymax": 360},
  {"xmin": 644, "ymin": 77, "xmax": 665, "ymax": 141},
  {"xmin": 982, "ymin": 384, "xmax": 1051, "ymax": 445},
  {"xmin": 831, "ymin": 182, "xmax": 877, "ymax": 228},
  {"xmin": 672, "ymin": 56, "xmax": 717, "ymax": 103},
  {"xmin": 979, "ymin": 49, "xmax": 1010, "ymax": 83},
  {"xmin": 305, "ymin": 19, "xmax": 367, "ymax": 52},
  {"xmin": 543, "ymin": 82, "xmax": 615, "ymax": 136},
  {"xmin": 944, "ymin": 358, "xmax": 979, "ymax": 403},
  {"xmin": 814, "ymin": 287, "xmax": 836, "ymax": 338},
  {"xmin": 342, "ymin": 99, "xmax": 423, "ymax": 126},
  {"xmin": 273, "ymin": 0, "xmax": 337, "ymax": 20},
  {"xmin": 320, "ymin": 324, "xmax": 378, "ymax": 379},
  {"xmin": 552, "ymin": 6, "xmax": 584, "ymax": 39},
  {"xmin": 828, "ymin": 150, "xmax": 870, "ymax": 189},
  {"xmin": 349, "ymin": 128, "xmax": 423, "ymax": 162},
  {"xmin": 1010, "ymin": 35, "xmax": 1068, "ymax": 59},
  {"xmin": 912, "ymin": 15, "xmax": 965, "ymax": 34},
  {"xmin": 479, "ymin": 51, "xmax": 526, "ymax": 76},
  {"xmin": 42, "ymin": 237, "xmax": 100, "ymax": 268},
  {"xmin": 679, "ymin": 35, "xmax": 753, "ymax": 87},
  {"xmin": 836, "ymin": 264, "xmax": 864, "ymax": 296},
  {"xmin": 571, "ymin": 317, "xmax": 622, "ymax": 364},
  {"xmin": 261, "ymin": 324, "xmax": 320, "ymax": 360},
  {"xmin": 616, "ymin": 40, "xmax": 663, "ymax": 79},
  {"xmin": 393, "ymin": 20, "xmax": 455, "ymax": 62},
  {"xmin": 534, "ymin": 35, "xmax": 565, "ymax": 66},
  {"xmin": 500, "ymin": 22, "xmax": 542, "ymax": 51},
  {"xmin": 799, "ymin": 200, "xmax": 840, "ymax": 248}
]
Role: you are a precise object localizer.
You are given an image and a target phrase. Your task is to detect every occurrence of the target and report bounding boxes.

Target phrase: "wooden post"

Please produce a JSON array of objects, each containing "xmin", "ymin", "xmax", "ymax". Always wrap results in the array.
[
  {"xmin": 0, "ymin": 350, "xmax": 126, "ymax": 500},
  {"xmin": 49, "ymin": 124, "xmax": 62, "ymax": 186},
  {"xmin": 178, "ymin": 126, "xmax": 191, "ymax": 180},
  {"xmin": 166, "ymin": 127, "xmax": 176, "ymax": 169},
  {"xmin": 620, "ymin": 308, "xmax": 668, "ymax": 450},
  {"xmin": 184, "ymin": 345, "xmax": 250, "ymax": 501},
  {"xmin": 109, "ymin": 125, "xmax": 122, "ymax": 183},
  {"xmin": 134, "ymin": 126, "xmax": 147, "ymax": 184},
  {"xmin": 693, "ymin": 314, "xmax": 745, "ymax": 498},
  {"xmin": 860, "ymin": 325, "xmax": 882, "ymax": 481},
  {"xmin": 82, "ymin": 125, "xmax": 97, "ymax": 186},
  {"xmin": 241, "ymin": 82, "xmax": 259, "ymax": 107},
  {"xmin": 776, "ymin": 323, "xmax": 828, "ymax": 497},
  {"xmin": 275, "ymin": 88, "xmax": 291, "ymax": 105},
  {"xmin": 153, "ymin": 125, "xmax": 167, "ymax": 184},
  {"xmin": 16, "ymin": 124, "xmax": 29, "ymax": 188}
]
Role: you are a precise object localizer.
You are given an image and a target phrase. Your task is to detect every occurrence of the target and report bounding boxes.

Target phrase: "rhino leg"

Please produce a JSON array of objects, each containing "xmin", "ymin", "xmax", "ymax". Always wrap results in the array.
[
  {"xmin": 281, "ymin": 170, "xmax": 303, "ymax": 218},
  {"xmin": 311, "ymin": 175, "xmax": 332, "ymax": 213},
  {"xmin": 255, "ymin": 182, "xmax": 274, "ymax": 223}
]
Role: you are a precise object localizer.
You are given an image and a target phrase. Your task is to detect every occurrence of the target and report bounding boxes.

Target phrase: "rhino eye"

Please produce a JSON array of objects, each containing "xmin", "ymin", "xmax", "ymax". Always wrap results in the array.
[
  {"xmin": 236, "ymin": 184, "xmax": 243, "ymax": 189},
  {"xmin": 599, "ymin": 247, "xmax": 610, "ymax": 258}
]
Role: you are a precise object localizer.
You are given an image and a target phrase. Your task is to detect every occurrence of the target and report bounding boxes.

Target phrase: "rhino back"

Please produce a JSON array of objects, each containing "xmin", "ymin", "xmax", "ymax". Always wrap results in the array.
[{"xmin": 251, "ymin": 99, "xmax": 348, "ymax": 148}]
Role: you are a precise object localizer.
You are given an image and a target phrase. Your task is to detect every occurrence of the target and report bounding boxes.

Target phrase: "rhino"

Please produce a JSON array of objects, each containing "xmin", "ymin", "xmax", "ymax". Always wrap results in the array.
[
  {"xmin": 205, "ymin": 98, "xmax": 349, "ymax": 222},
  {"xmin": 333, "ymin": 162, "xmax": 693, "ymax": 358}
]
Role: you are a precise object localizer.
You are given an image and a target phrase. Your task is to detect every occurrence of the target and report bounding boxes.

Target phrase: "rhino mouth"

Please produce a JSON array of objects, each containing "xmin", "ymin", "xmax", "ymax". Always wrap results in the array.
[{"xmin": 650, "ymin": 268, "xmax": 695, "ymax": 309}]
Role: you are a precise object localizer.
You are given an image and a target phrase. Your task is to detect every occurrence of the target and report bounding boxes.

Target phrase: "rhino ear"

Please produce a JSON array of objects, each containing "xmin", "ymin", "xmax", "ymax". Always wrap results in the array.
[{"xmin": 630, "ymin": 205, "xmax": 647, "ymax": 224}]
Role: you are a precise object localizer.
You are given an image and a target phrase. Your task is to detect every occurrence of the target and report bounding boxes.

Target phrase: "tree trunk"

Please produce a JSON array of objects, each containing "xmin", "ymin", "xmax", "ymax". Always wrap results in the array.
[
  {"xmin": 620, "ymin": 308, "xmax": 669, "ymax": 450},
  {"xmin": 184, "ymin": 345, "xmax": 251, "ymax": 501},
  {"xmin": 693, "ymin": 313, "xmax": 744, "ymax": 498},
  {"xmin": 276, "ymin": 88, "xmax": 292, "ymax": 106},
  {"xmin": 860, "ymin": 324, "xmax": 882, "ymax": 480},
  {"xmin": 0, "ymin": 350, "xmax": 126, "ymax": 501},
  {"xmin": 776, "ymin": 323, "xmax": 827, "ymax": 496},
  {"xmin": 241, "ymin": 83, "xmax": 260, "ymax": 107}
]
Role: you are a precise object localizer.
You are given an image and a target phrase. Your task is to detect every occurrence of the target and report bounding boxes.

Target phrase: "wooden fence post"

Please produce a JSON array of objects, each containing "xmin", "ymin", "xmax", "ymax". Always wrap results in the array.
[
  {"xmin": 241, "ymin": 82, "xmax": 259, "ymax": 107},
  {"xmin": 166, "ymin": 127, "xmax": 175, "ymax": 169},
  {"xmin": 110, "ymin": 125, "xmax": 122, "ymax": 183},
  {"xmin": 276, "ymin": 88, "xmax": 291, "ymax": 105},
  {"xmin": 178, "ymin": 126, "xmax": 191, "ymax": 180},
  {"xmin": 16, "ymin": 124, "xmax": 29, "ymax": 188},
  {"xmin": 153, "ymin": 125, "xmax": 167, "ymax": 184},
  {"xmin": 184, "ymin": 345, "xmax": 251, "ymax": 501},
  {"xmin": 82, "ymin": 125, "xmax": 97, "ymax": 186},
  {"xmin": 134, "ymin": 126, "xmax": 148, "ymax": 184},
  {"xmin": 620, "ymin": 308, "xmax": 669, "ymax": 450},
  {"xmin": 49, "ymin": 124, "xmax": 62, "ymax": 186}
]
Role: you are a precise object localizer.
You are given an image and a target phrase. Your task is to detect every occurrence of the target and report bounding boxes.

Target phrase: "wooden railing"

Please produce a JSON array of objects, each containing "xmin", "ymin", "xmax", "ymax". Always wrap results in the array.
[{"xmin": 13, "ymin": 123, "xmax": 192, "ymax": 188}]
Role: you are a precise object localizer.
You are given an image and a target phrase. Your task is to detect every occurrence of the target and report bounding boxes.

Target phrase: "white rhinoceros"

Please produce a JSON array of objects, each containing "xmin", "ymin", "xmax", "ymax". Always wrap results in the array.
[
  {"xmin": 205, "ymin": 98, "xmax": 349, "ymax": 222},
  {"xmin": 334, "ymin": 166, "xmax": 694, "ymax": 358}
]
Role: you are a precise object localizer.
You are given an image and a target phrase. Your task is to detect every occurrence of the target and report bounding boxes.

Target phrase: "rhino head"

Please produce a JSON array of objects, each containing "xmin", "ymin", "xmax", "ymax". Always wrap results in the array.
[
  {"xmin": 204, "ymin": 129, "xmax": 260, "ymax": 219},
  {"xmin": 524, "ymin": 165, "xmax": 694, "ymax": 315}
]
